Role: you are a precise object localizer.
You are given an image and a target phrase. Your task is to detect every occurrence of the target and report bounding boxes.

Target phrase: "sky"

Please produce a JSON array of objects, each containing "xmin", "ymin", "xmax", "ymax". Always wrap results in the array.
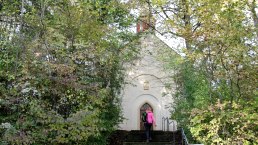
[{"xmin": 129, "ymin": 4, "xmax": 186, "ymax": 57}]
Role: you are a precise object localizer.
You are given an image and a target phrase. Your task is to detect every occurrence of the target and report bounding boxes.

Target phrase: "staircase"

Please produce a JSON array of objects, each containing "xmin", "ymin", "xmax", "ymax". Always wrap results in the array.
[{"xmin": 108, "ymin": 129, "xmax": 188, "ymax": 145}]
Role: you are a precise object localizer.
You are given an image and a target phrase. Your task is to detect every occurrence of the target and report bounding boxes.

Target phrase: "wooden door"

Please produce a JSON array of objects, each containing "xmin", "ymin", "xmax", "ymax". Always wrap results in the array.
[{"xmin": 140, "ymin": 103, "xmax": 153, "ymax": 130}]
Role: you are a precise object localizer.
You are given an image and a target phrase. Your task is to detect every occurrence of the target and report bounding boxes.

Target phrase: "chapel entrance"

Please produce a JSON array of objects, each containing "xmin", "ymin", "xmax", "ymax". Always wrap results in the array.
[{"xmin": 140, "ymin": 103, "xmax": 153, "ymax": 130}]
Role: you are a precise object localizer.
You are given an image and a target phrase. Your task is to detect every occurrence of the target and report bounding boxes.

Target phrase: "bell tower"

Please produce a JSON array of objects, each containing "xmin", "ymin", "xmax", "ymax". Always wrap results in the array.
[{"xmin": 136, "ymin": 3, "xmax": 155, "ymax": 33}]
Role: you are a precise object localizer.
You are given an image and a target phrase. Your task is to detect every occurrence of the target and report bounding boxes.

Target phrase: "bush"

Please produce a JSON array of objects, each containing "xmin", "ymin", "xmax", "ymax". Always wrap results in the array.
[{"xmin": 190, "ymin": 101, "xmax": 258, "ymax": 144}]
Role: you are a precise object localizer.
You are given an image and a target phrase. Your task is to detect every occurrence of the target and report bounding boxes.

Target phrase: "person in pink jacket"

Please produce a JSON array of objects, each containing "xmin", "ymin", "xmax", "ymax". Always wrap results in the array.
[{"xmin": 145, "ymin": 107, "xmax": 156, "ymax": 142}]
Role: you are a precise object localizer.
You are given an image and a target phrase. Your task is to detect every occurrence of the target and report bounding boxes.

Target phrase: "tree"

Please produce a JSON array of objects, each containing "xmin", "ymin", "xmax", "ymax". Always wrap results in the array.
[
  {"xmin": 141, "ymin": 0, "xmax": 257, "ymax": 143},
  {"xmin": 0, "ymin": 0, "xmax": 138, "ymax": 144}
]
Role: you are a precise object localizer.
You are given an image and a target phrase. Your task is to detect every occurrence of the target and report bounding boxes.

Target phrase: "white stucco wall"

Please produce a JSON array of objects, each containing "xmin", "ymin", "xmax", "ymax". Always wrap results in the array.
[{"xmin": 119, "ymin": 32, "xmax": 178, "ymax": 131}]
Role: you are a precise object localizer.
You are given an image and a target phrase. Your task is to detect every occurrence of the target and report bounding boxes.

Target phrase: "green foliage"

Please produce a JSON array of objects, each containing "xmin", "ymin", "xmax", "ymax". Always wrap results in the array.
[
  {"xmin": 170, "ymin": 61, "xmax": 210, "ymax": 142},
  {"xmin": 190, "ymin": 101, "xmax": 258, "ymax": 144},
  {"xmin": 149, "ymin": 0, "xmax": 257, "ymax": 143},
  {"xmin": 0, "ymin": 0, "xmax": 138, "ymax": 144}
]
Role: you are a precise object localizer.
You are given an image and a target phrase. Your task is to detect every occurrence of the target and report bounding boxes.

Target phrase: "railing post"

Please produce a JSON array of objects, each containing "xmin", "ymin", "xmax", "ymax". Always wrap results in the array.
[
  {"xmin": 181, "ymin": 128, "xmax": 189, "ymax": 145},
  {"xmin": 166, "ymin": 118, "xmax": 169, "ymax": 131},
  {"xmin": 161, "ymin": 117, "xmax": 162, "ymax": 130},
  {"xmin": 162, "ymin": 117, "xmax": 177, "ymax": 131},
  {"xmin": 161, "ymin": 117, "xmax": 164, "ymax": 131}
]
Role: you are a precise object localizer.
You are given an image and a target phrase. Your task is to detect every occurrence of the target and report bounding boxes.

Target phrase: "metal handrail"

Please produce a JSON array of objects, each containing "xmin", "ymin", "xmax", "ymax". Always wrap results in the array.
[
  {"xmin": 161, "ymin": 118, "xmax": 189, "ymax": 145},
  {"xmin": 181, "ymin": 128, "xmax": 189, "ymax": 145},
  {"xmin": 161, "ymin": 117, "xmax": 176, "ymax": 131},
  {"xmin": 162, "ymin": 117, "xmax": 165, "ymax": 130},
  {"xmin": 161, "ymin": 117, "xmax": 168, "ymax": 131}
]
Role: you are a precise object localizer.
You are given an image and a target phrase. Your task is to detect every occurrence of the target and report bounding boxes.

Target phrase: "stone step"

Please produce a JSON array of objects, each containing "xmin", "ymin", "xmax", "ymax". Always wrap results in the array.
[
  {"xmin": 108, "ymin": 129, "xmax": 185, "ymax": 145},
  {"xmin": 126, "ymin": 135, "xmax": 182, "ymax": 142},
  {"xmin": 123, "ymin": 142, "xmax": 185, "ymax": 145},
  {"xmin": 123, "ymin": 142, "xmax": 173, "ymax": 145},
  {"xmin": 125, "ymin": 130, "xmax": 182, "ymax": 142}
]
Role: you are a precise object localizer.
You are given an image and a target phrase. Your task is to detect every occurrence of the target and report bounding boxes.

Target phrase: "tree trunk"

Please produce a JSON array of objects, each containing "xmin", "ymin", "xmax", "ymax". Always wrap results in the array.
[
  {"xmin": 249, "ymin": 0, "xmax": 258, "ymax": 39},
  {"xmin": 182, "ymin": 0, "xmax": 193, "ymax": 51}
]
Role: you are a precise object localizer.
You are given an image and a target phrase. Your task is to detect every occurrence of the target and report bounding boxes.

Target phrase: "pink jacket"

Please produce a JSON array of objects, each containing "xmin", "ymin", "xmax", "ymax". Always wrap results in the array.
[{"xmin": 146, "ymin": 111, "xmax": 156, "ymax": 125}]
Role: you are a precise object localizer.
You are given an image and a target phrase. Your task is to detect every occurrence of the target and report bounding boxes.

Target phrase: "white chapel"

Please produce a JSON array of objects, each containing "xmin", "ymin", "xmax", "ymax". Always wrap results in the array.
[{"xmin": 119, "ymin": 10, "xmax": 179, "ymax": 131}]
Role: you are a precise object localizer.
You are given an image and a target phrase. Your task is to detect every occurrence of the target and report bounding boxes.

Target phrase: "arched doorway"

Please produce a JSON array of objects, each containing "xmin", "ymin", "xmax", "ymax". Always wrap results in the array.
[{"xmin": 140, "ymin": 103, "xmax": 153, "ymax": 130}]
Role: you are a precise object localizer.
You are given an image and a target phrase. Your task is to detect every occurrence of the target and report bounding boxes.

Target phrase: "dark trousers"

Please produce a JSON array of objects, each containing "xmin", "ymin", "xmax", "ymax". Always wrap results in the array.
[{"xmin": 144, "ymin": 122, "xmax": 153, "ymax": 140}]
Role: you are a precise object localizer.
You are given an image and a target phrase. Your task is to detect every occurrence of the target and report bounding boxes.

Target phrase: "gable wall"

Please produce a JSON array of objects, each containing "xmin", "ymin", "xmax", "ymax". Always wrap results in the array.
[{"xmin": 119, "ymin": 33, "xmax": 178, "ymax": 130}]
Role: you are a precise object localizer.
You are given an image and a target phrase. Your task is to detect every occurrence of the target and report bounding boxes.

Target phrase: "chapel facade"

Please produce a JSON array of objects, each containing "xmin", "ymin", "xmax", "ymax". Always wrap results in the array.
[{"xmin": 119, "ymin": 10, "xmax": 179, "ymax": 131}]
